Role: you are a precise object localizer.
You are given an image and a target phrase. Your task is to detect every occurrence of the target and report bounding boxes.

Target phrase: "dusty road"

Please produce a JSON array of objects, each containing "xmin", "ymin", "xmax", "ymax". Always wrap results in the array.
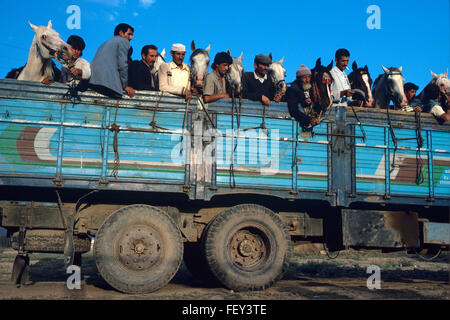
[{"xmin": 0, "ymin": 245, "xmax": 448, "ymax": 300}]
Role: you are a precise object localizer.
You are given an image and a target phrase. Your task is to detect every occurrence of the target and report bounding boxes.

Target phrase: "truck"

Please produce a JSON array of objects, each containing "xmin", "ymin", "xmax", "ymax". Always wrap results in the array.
[{"xmin": 0, "ymin": 78, "xmax": 448, "ymax": 293}]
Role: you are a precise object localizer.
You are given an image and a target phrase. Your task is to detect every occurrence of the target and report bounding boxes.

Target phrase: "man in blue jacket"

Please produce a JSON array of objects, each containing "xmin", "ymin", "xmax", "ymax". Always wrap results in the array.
[{"xmin": 89, "ymin": 23, "xmax": 135, "ymax": 98}]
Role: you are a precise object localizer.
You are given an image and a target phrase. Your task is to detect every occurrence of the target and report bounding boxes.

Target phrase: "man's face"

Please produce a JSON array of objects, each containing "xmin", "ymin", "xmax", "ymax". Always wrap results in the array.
[
  {"xmin": 142, "ymin": 49, "xmax": 157, "ymax": 68},
  {"xmin": 406, "ymin": 89, "xmax": 417, "ymax": 101},
  {"xmin": 254, "ymin": 63, "xmax": 269, "ymax": 78},
  {"xmin": 171, "ymin": 51, "xmax": 186, "ymax": 66},
  {"xmin": 72, "ymin": 48, "xmax": 82, "ymax": 60},
  {"xmin": 300, "ymin": 75, "xmax": 311, "ymax": 84},
  {"xmin": 336, "ymin": 56, "xmax": 349, "ymax": 71},
  {"xmin": 119, "ymin": 28, "xmax": 134, "ymax": 41},
  {"xmin": 216, "ymin": 63, "xmax": 230, "ymax": 77}
]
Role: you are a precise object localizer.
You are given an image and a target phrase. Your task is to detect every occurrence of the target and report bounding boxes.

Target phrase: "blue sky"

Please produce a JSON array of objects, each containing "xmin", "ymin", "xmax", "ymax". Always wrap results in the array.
[{"xmin": 0, "ymin": 0, "xmax": 448, "ymax": 90}]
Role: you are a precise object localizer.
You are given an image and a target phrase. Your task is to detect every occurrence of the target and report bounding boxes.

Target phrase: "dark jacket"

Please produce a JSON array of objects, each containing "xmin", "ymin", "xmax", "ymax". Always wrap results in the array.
[
  {"xmin": 128, "ymin": 60, "xmax": 158, "ymax": 91},
  {"xmin": 242, "ymin": 72, "xmax": 276, "ymax": 102},
  {"xmin": 287, "ymin": 80, "xmax": 315, "ymax": 128}
]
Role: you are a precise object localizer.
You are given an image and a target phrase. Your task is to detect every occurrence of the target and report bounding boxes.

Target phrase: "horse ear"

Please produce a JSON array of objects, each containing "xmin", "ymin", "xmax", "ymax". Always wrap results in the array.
[
  {"xmin": 161, "ymin": 48, "xmax": 166, "ymax": 58},
  {"xmin": 239, "ymin": 52, "xmax": 243, "ymax": 62},
  {"xmin": 28, "ymin": 21, "xmax": 38, "ymax": 32},
  {"xmin": 445, "ymin": 69, "xmax": 448, "ymax": 78},
  {"xmin": 268, "ymin": 53, "xmax": 273, "ymax": 61},
  {"xmin": 364, "ymin": 65, "xmax": 369, "ymax": 72},
  {"xmin": 399, "ymin": 66, "xmax": 402, "ymax": 73},
  {"xmin": 279, "ymin": 57, "xmax": 285, "ymax": 65},
  {"xmin": 352, "ymin": 61, "xmax": 357, "ymax": 71},
  {"xmin": 327, "ymin": 60, "xmax": 333, "ymax": 70},
  {"xmin": 430, "ymin": 70, "xmax": 438, "ymax": 78},
  {"xmin": 315, "ymin": 58, "xmax": 321, "ymax": 68},
  {"xmin": 47, "ymin": 20, "xmax": 52, "ymax": 29},
  {"xmin": 382, "ymin": 65, "xmax": 389, "ymax": 74},
  {"xmin": 205, "ymin": 43, "xmax": 211, "ymax": 53},
  {"xmin": 191, "ymin": 41, "xmax": 196, "ymax": 51},
  {"xmin": 226, "ymin": 49, "xmax": 231, "ymax": 55}
]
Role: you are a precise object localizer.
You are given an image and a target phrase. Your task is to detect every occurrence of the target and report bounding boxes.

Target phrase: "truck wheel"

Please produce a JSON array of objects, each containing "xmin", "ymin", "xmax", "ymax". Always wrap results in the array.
[
  {"xmin": 204, "ymin": 204, "xmax": 291, "ymax": 291},
  {"xmin": 94, "ymin": 204, "xmax": 183, "ymax": 294}
]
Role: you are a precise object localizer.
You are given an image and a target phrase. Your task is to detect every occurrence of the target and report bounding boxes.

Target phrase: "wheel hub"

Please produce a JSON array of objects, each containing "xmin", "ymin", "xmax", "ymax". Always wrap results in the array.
[
  {"xmin": 115, "ymin": 225, "xmax": 161, "ymax": 272},
  {"xmin": 229, "ymin": 230, "xmax": 266, "ymax": 269}
]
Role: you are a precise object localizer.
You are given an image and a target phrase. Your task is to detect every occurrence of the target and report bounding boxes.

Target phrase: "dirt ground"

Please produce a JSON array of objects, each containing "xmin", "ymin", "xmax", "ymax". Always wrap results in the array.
[{"xmin": 0, "ymin": 244, "xmax": 448, "ymax": 300}]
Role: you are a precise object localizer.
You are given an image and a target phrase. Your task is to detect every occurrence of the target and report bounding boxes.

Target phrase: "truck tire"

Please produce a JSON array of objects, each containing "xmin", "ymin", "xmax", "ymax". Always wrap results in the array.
[
  {"xmin": 94, "ymin": 204, "xmax": 183, "ymax": 294},
  {"xmin": 204, "ymin": 204, "xmax": 292, "ymax": 291}
]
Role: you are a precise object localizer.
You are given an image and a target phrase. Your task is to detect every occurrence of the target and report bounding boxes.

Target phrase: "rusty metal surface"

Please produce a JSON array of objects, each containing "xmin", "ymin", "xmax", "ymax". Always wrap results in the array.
[{"xmin": 342, "ymin": 209, "xmax": 420, "ymax": 248}]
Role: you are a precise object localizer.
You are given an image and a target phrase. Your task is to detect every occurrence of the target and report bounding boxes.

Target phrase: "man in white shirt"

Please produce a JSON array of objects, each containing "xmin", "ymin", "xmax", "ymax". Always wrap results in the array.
[
  {"xmin": 158, "ymin": 43, "xmax": 192, "ymax": 100},
  {"xmin": 61, "ymin": 35, "xmax": 91, "ymax": 85},
  {"xmin": 330, "ymin": 48, "xmax": 354, "ymax": 105}
]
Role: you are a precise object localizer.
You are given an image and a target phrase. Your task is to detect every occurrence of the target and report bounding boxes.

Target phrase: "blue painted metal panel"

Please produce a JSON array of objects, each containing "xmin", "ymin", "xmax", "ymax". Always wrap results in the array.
[{"xmin": 423, "ymin": 222, "xmax": 450, "ymax": 245}]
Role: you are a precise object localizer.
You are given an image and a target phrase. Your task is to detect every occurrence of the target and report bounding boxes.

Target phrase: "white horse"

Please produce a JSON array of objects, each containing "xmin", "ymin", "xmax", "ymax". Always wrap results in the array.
[
  {"xmin": 429, "ymin": 69, "xmax": 449, "ymax": 96},
  {"xmin": 268, "ymin": 53, "xmax": 287, "ymax": 101},
  {"xmin": 18, "ymin": 21, "xmax": 72, "ymax": 83}
]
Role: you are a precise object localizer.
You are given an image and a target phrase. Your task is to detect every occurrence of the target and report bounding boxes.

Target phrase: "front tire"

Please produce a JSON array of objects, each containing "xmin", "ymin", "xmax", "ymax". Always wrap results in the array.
[
  {"xmin": 94, "ymin": 204, "xmax": 183, "ymax": 294},
  {"xmin": 204, "ymin": 204, "xmax": 291, "ymax": 291}
]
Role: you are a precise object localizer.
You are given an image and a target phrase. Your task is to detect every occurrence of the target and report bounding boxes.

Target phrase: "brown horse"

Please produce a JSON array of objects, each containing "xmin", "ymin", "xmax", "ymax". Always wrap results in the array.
[{"xmin": 348, "ymin": 61, "xmax": 373, "ymax": 107}]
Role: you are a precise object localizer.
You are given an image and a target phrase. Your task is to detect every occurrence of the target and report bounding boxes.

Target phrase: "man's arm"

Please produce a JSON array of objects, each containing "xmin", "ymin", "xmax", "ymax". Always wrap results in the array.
[
  {"xmin": 242, "ymin": 74, "xmax": 263, "ymax": 102},
  {"xmin": 287, "ymin": 87, "xmax": 313, "ymax": 127},
  {"xmin": 117, "ymin": 39, "xmax": 129, "ymax": 90}
]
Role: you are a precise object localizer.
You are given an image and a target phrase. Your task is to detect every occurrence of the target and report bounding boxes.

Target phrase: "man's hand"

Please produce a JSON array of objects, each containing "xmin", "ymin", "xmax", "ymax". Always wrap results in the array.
[
  {"xmin": 261, "ymin": 95, "xmax": 271, "ymax": 106},
  {"xmin": 311, "ymin": 117, "xmax": 321, "ymax": 126},
  {"xmin": 274, "ymin": 93, "xmax": 283, "ymax": 102},
  {"xmin": 69, "ymin": 67, "xmax": 82, "ymax": 77},
  {"xmin": 124, "ymin": 86, "xmax": 135, "ymax": 98},
  {"xmin": 305, "ymin": 98, "xmax": 312, "ymax": 105},
  {"xmin": 184, "ymin": 88, "xmax": 192, "ymax": 101},
  {"xmin": 413, "ymin": 106, "xmax": 422, "ymax": 112},
  {"xmin": 41, "ymin": 77, "xmax": 53, "ymax": 85}
]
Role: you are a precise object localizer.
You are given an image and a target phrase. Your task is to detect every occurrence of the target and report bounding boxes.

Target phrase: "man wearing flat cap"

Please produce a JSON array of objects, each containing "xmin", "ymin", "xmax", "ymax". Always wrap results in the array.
[
  {"xmin": 203, "ymin": 52, "xmax": 233, "ymax": 103},
  {"xmin": 242, "ymin": 54, "xmax": 276, "ymax": 107},
  {"xmin": 159, "ymin": 43, "xmax": 192, "ymax": 100}
]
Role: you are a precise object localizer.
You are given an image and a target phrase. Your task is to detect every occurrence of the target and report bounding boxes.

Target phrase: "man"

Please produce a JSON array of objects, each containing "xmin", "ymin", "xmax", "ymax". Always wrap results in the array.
[
  {"xmin": 242, "ymin": 54, "xmax": 276, "ymax": 107},
  {"xmin": 402, "ymin": 82, "xmax": 422, "ymax": 112},
  {"xmin": 330, "ymin": 48, "xmax": 354, "ymax": 104},
  {"xmin": 61, "ymin": 35, "xmax": 91, "ymax": 85},
  {"xmin": 89, "ymin": 23, "xmax": 135, "ymax": 98},
  {"xmin": 159, "ymin": 43, "xmax": 192, "ymax": 100},
  {"xmin": 421, "ymin": 83, "xmax": 449, "ymax": 123},
  {"xmin": 287, "ymin": 65, "xmax": 320, "ymax": 129},
  {"xmin": 203, "ymin": 52, "xmax": 233, "ymax": 103},
  {"xmin": 128, "ymin": 45, "xmax": 159, "ymax": 91}
]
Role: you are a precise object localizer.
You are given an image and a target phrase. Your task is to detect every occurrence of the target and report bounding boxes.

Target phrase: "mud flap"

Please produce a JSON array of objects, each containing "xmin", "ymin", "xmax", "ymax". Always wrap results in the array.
[{"xmin": 11, "ymin": 255, "xmax": 30, "ymax": 286}]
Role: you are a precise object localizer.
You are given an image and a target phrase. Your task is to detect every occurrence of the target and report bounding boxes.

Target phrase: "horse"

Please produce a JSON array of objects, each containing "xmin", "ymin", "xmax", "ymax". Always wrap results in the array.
[
  {"xmin": 348, "ymin": 61, "xmax": 373, "ymax": 107},
  {"xmin": 418, "ymin": 70, "xmax": 449, "ymax": 108},
  {"xmin": 189, "ymin": 41, "xmax": 211, "ymax": 93},
  {"xmin": 17, "ymin": 21, "xmax": 72, "ymax": 83},
  {"xmin": 308, "ymin": 58, "xmax": 334, "ymax": 119},
  {"xmin": 372, "ymin": 66, "xmax": 408, "ymax": 109},
  {"xmin": 268, "ymin": 53, "xmax": 287, "ymax": 100},
  {"xmin": 225, "ymin": 50, "xmax": 244, "ymax": 95}
]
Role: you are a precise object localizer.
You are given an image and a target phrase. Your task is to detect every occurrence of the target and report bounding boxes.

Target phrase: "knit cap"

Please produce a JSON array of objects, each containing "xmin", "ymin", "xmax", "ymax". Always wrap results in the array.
[{"xmin": 296, "ymin": 65, "xmax": 311, "ymax": 78}]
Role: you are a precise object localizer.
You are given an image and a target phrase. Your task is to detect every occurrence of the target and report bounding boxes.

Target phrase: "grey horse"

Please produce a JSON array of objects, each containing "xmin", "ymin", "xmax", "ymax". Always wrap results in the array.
[
  {"xmin": 226, "ymin": 50, "xmax": 244, "ymax": 95},
  {"xmin": 189, "ymin": 41, "xmax": 211, "ymax": 93},
  {"xmin": 372, "ymin": 66, "xmax": 408, "ymax": 108}
]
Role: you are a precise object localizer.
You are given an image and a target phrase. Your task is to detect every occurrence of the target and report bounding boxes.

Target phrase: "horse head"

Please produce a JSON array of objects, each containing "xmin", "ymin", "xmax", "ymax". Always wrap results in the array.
[
  {"xmin": 189, "ymin": 41, "xmax": 211, "ymax": 91},
  {"xmin": 430, "ymin": 69, "xmax": 450, "ymax": 96},
  {"xmin": 379, "ymin": 65, "xmax": 408, "ymax": 108},
  {"xmin": 268, "ymin": 53, "xmax": 287, "ymax": 98},
  {"xmin": 309, "ymin": 58, "xmax": 333, "ymax": 114},
  {"xmin": 349, "ymin": 61, "xmax": 373, "ymax": 107},
  {"xmin": 226, "ymin": 50, "xmax": 244, "ymax": 95},
  {"xmin": 29, "ymin": 21, "xmax": 72, "ymax": 62}
]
